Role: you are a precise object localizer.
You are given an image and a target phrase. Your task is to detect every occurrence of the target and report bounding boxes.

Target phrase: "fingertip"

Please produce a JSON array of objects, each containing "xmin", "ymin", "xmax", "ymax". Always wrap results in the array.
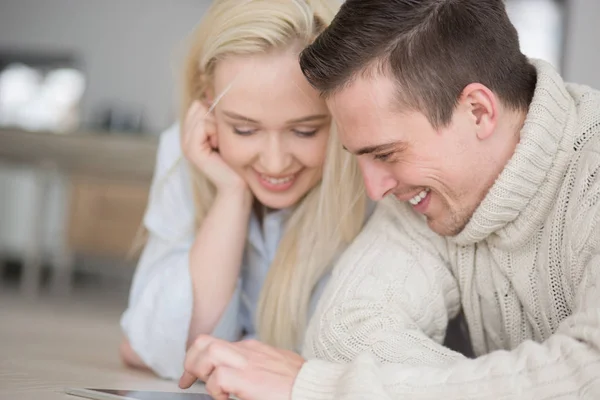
[
  {"xmin": 178, "ymin": 381, "xmax": 190, "ymax": 390},
  {"xmin": 178, "ymin": 373, "xmax": 194, "ymax": 389}
]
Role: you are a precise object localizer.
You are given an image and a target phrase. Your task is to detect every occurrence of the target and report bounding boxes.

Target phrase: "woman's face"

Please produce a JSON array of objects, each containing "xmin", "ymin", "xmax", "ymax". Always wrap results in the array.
[{"xmin": 210, "ymin": 49, "xmax": 331, "ymax": 210}]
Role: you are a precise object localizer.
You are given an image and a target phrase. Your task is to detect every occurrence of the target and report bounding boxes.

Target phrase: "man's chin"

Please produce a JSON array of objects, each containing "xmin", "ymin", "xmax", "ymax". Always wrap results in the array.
[{"xmin": 427, "ymin": 217, "xmax": 467, "ymax": 237}]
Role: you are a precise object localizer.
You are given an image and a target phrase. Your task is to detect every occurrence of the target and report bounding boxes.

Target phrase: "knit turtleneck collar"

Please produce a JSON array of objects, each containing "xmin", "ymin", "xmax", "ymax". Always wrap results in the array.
[{"xmin": 452, "ymin": 59, "xmax": 578, "ymax": 247}]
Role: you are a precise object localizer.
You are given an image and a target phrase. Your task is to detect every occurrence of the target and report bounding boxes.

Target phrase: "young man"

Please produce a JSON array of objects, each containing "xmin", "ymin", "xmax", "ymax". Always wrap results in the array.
[{"xmin": 178, "ymin": 1, "xmax": 600, "ymax": 399}]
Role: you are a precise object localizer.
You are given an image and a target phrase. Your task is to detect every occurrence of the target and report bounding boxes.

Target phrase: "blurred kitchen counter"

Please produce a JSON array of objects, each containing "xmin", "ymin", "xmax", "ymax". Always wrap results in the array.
[
  {"xmin": 0, "ymin": 128, "xmax": 160, "ymax": 298},
  {"xmin": 0, "ymin": 127, "xmax": 158, "ymax": 181}
]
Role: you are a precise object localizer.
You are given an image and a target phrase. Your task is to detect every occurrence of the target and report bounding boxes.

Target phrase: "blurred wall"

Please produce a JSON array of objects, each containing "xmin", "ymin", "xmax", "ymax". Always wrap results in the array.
[
  {"xmin": 563, "ymin": 0, "xmax": 600, "ymax": 89},
  {"xmin": 0, "ymin": 0, "xmax": 599, "ymax": 270},
  {"xmin": 0, "ymin": 0, "xmax": 598, "ymax": 136},
  {"xmin": 0, "ymin": 0, "xmax": 211, "ymax": 134}
]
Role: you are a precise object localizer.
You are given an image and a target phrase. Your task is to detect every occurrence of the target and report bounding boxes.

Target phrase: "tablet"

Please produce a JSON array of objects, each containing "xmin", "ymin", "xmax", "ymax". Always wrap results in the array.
[{"xmin": 65, "ymin": 388, "xmax": 227, "ymax": 400}]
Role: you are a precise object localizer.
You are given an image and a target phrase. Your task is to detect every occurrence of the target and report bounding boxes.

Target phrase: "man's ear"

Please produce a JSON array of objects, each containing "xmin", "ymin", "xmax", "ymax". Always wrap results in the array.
[{"xmin": 460, "ymin": 83, "xmax": 497, "ymax": 140}]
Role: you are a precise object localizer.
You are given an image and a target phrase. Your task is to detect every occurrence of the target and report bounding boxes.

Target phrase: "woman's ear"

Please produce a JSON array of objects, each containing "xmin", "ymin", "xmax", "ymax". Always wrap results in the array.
[
  {"xmin": 203, "ymin": 87, "xmax": 215, "ymax": 111},
  {"xmin": 202, "ymin": 90, "xmax": 218, "ymax": 149},
  {"xmin": 209, "ymin": 129, "xmax": 218, "ymax": 150}
]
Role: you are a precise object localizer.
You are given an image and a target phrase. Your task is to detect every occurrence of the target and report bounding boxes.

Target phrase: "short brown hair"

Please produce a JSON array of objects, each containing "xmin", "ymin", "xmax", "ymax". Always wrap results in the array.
[{"xmin": 299, "ymin": 0, "xmax": 537, "ymax": 128}]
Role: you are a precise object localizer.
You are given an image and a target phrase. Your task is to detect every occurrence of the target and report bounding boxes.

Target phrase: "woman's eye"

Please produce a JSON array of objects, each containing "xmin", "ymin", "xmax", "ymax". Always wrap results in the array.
[
  {"xmin": 293, "ymin": 129, "xmax": 318, "ymax": 138},
  {"xmin": 233, "ymin": 127, "xmax": 255, "ymax": 136},
  {"xmin": 374, "ymin": 152, "xmax": 394, "ymax": 162}
]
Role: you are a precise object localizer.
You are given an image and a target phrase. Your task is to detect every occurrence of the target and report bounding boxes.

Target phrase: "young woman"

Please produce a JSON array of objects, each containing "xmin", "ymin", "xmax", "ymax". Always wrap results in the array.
[{"xmin": 119, "ymin": 0, "xmax": 368, "ymax": 380}]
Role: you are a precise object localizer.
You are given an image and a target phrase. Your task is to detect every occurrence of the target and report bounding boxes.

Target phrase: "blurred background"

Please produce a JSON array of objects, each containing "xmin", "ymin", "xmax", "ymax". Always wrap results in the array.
[
  {"xmin": 0, "ymin": 0, "xmax": 598, "ymax": 306},
  {"xmin": 0, "ymin": 0, "xmax": 212, "ymax": 305}
]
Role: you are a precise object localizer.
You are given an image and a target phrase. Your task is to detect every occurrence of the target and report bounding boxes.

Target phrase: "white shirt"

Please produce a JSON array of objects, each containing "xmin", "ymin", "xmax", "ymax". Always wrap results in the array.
[{"xmin": 120, "ymin": 125, "xmax": 329, "ymax": 379}]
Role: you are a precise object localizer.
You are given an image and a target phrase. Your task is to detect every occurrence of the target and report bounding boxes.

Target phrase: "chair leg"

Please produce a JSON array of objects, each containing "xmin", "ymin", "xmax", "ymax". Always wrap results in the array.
[{"xmin": 20, "ymin": 169, "xmax": 49, "ymax": 299}]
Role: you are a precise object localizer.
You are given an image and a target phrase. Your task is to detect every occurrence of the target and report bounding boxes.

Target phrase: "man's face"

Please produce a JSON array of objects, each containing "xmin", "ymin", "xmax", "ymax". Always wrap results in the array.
[{"xmin": 327, "ymin": 74, "xmax": 496, "ymax": 236}]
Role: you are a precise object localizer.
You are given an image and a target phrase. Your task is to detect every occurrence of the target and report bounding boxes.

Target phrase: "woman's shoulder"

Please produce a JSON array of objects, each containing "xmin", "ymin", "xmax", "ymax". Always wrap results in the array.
[
  {"xmin": 144, "ymin": 123, "xmax": 195, "ymax": 239},
  {"xmin": 155, "ymin": 124, "xmax": 184, "ymax": 173}
]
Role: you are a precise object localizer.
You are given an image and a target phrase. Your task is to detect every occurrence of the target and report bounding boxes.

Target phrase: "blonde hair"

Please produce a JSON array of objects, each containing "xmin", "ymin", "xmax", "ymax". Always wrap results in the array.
[{"xmin": 181, "ymin": 0, "xmax": 366, "ymax": 350}]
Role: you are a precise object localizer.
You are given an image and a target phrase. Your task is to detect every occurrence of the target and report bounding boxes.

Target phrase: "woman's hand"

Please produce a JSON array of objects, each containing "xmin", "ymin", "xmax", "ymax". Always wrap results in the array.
[
  {"xmin": 180, "ymin": 335, "xmax": 305, "ymax": 400},
  {"xmin": 182, "ymin": 101, "xmax": 248, "ymax": 195}
]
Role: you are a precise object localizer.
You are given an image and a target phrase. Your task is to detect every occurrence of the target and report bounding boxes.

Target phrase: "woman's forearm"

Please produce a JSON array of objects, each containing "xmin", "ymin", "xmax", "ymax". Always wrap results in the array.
[{"xmin": 187, "ymin": 187, "xmax": 253, "ymax": 346}]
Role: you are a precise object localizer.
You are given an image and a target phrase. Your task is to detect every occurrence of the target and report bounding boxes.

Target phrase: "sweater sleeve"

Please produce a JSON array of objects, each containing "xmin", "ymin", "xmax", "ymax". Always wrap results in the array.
[
  {"xmin": 294, "ymin": 254, "xmax": 600, "ymax": 400},
  {"xmin": 300, "ymin": 196, "xmax": 463, "ymax": 367},
  {"xmin": 294, "ymin": 196, "xmax": 600, "ymax": 399}
]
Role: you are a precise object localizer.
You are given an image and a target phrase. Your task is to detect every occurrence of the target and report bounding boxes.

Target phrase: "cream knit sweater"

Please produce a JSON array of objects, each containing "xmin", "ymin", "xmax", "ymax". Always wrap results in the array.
[{"xmin": 293, "ymin": 60, "xmax": 600, "ymax": 399}]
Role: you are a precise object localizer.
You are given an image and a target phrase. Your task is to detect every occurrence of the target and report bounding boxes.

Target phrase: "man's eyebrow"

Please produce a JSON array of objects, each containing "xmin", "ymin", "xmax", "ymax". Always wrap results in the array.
[{"xmin": 343, "ymin": 141, "xmax": 406, "ymax": 156}]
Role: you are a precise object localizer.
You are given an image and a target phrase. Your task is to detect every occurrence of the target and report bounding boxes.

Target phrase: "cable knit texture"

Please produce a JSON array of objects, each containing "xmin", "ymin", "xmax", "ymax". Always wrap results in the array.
[{"xmin": 294, "ymin": 60, "xmax": 600, "ymax": 399}]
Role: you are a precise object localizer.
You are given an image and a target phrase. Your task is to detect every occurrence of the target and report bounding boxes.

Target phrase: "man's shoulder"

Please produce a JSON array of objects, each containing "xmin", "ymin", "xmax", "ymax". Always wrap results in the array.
[
  {"xmin": 374, "ymin": 196, "xmax": 428, "ymax": 233},
  {"xmin": 566, "ymin": 82, "xmax": 600, "ymax": 152},
  {"xmin": 371, "ymin": 197, "xmax": 449, "ymax": 259},
  {"xmin": 566, "ymin": 82, "xmax": 600, "ymax": 107},
  {"xmin": 555, "ymin": 88, "xmax": 600, "ymax": 247},
  {"xmin": 562, "ymin": 83, "xmax": 600, "ymax": 178}
]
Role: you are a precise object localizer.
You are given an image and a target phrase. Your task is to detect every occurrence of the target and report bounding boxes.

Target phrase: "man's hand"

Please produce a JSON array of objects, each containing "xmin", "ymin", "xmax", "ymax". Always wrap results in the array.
[{"xmin": 179, "ymin": 335, "xmax": 305, "ymax": 400}]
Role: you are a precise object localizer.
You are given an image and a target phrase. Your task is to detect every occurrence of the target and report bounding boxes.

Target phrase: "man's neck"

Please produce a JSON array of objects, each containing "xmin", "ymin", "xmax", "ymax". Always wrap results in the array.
[
  {"xmin": 476, "ymin": 107, "xmax": 528, "ymax": 209},
  {"xmin": 495, "ymin": 107, "xmax": 528, "ymax": 170}
]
